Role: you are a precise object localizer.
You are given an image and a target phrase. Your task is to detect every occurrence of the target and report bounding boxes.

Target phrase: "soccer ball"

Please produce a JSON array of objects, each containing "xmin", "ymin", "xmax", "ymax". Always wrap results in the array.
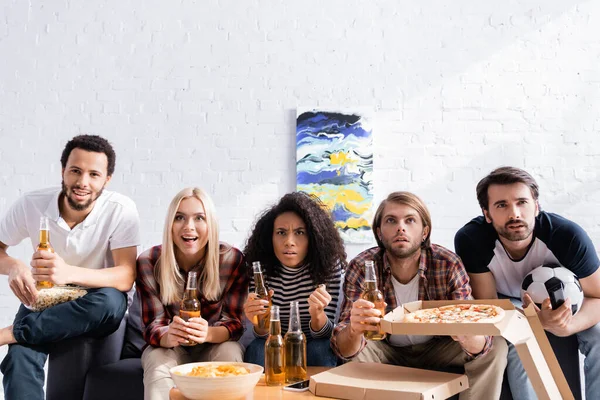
[{"xmin": 521, "ymin": 264, "xmax": 584, "ymax": 315}]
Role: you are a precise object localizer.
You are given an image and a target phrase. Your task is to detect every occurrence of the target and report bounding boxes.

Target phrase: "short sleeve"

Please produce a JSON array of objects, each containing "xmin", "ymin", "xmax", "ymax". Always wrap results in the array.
[
  {"xmin": 547, "ymin": 218, "xmax": 600, "ymax": 279},
  {"xmin": 454, "ymin": 228, "xmax": 491, "ymax": 274},
  {"xmin": 109, "ymin": 199, "xmax": 141, "ymax": 250},
  {"xmin": 0, "ymin": 196, "xmax": 29, "ymax": 246}
]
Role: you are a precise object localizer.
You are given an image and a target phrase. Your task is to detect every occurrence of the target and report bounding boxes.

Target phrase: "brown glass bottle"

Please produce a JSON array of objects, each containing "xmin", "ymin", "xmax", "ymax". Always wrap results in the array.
[
  {"xmin": 252, "ymin": 261, "xmax": 271, "ymax": 331},
  {"xmin": 265, "ymin": 305, "xmax": 285, "ymax": 386},
  {"xmin": 361, "ymin": 260, "xmax": 386, "ymax": 341},
  {"xmin": 36, "ymin": 217, "xmax": 54, "ymax": 290},
  {"xmin": 179, "ymin": 271, "xmax": 201, "ymax": 346},
  {"xmin": 284, "ymin": 301, "xmax": 307, "ymax": 383}
]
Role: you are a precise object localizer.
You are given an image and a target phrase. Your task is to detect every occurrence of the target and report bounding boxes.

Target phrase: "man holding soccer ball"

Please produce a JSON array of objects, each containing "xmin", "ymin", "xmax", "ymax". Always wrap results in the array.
[{"xmin": 455, "ymin": 166, "xmax": 600, "ymax": 400}]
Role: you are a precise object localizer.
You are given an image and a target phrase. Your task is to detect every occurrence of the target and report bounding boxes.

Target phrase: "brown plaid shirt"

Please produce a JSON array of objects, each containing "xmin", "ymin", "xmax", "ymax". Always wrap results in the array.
[
  {"xmin": 331, "ymin": 244, "xmax": 493, "ymax": 359},
  {"xmin": 136, "ymin": 243, "xmax": 248, "ymax": 347}
]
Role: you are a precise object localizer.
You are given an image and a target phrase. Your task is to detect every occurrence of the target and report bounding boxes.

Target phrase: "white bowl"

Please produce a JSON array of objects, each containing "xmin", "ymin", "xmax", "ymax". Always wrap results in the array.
[{"xmin": 170, "ymin": 361, "xmax": 263, "ymax": 400}]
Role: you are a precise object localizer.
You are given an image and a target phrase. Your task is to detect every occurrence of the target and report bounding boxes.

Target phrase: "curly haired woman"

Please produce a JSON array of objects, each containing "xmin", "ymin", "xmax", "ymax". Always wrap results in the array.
[{"xmin": 243, "ymin": 192, "xmax": 347, "ymax": 367}]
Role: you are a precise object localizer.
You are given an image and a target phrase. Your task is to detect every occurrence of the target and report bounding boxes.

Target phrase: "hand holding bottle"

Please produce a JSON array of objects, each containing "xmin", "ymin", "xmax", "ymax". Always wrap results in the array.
[
  {"xmin": 244, "ymin": 289, "xmax": 274, "ymax": 333},
  {"xmin": 359, "ymin": 261, "xmax": 387, "ymax": 341},
  {"xmin": 179, "ymin": 271, "xmax": 201, "ymax": 346},
  {"xmin": 161, "ymin": 316, "xmax": 193, "ymax": 348},
  {"xmin": 30, "ymin": 250, "xmax": 74, "ymax": 286},
  {"xmin": 31, "ymin": 216, "xmax": 56, "ymax": 289},
  {"xmin": 249, "ymin": 261, "xmax": 272, "ymax": 332},
  {"xmin": 182, "ymin": 316, "xmax": 210, "ymax": 344},
  {"xmin": 349, "ymin": 299, "xmax": 386, "ymax": 337}
]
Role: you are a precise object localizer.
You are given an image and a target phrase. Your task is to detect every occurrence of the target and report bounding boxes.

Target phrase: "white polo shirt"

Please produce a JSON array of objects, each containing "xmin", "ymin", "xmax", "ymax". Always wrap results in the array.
[{"xmin": 0, "ymin": 187, "xmax": 140, "ymax": 271}]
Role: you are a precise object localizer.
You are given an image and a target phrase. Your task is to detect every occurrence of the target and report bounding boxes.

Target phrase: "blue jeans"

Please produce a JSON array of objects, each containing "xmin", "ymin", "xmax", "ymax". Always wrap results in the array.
[
  {"xmin": 0, "ymin": 288, "xmax": 126, "ymax": 400},
  {"xmin": 244, "ymin": 337, "xmax": 338, "ymax": 367},
  {"xmin": 503, "ymin": 296, "xmax": 600, "ymax": 400}
]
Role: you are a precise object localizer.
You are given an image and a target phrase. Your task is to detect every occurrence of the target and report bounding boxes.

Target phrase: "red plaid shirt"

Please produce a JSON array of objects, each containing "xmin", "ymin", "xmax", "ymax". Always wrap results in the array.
[
  {"xmin": 331, "ymin": 244, "xmax": 493, "ymax": 359},
  {"xmin": 136, "ymin": 243, "xmax": 248, "ymax": 347}
]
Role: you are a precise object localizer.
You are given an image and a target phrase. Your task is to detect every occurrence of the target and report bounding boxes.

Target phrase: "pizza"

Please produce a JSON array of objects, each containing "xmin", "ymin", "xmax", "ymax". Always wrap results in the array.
[{"xmin": 403, "ymin": 304, "xmax": 505, "ymax": 324}]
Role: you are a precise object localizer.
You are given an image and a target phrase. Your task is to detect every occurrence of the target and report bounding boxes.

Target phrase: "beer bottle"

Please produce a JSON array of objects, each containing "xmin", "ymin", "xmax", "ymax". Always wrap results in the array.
[
  {"xmin": 265, "ymin": 305, "xmax": 285, "ymax": 386},
  {"xmin": 179, "ymin": 271, "xmax": 201, "ymax": 347},
  {"xmin": 252, "ymin": 261, "xmax": 271, "ymax": 331},
  {"xmin": 284, "ymin": 301, "xmax": 307, "ymax": 383},
  {"xmin": 361, "ymin": 260, "xmax": 386, "ymax": 341},
  {"xmin": 36, "ymin": 217, "xmax": 54, "ymax": 290}
]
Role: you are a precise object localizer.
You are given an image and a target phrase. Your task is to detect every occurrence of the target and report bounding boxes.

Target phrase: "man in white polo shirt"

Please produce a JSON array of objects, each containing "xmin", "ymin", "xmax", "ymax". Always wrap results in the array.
[{"xmin": 0, "ymin": 135, "xmax": 140, "ymax": 400}]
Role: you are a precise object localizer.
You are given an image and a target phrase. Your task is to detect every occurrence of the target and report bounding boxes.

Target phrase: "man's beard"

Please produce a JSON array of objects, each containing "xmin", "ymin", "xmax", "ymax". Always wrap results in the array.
[
  {"xmin": 494, "ymin": 218, "xmax": 534, "ymax": 242},
  {"xmin": 382, "ymin": 236, "xmax": 422, "ymax": 259},
  {"xmin": 61, "ymin": 180, "xmax": 104, "ymax": 211}
]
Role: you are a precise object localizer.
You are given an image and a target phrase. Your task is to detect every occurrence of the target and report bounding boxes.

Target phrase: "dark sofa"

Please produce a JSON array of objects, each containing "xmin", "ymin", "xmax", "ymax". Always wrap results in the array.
[{"xmin": 44, "ymin": 291, "xmax": 145, "ymax": 400}]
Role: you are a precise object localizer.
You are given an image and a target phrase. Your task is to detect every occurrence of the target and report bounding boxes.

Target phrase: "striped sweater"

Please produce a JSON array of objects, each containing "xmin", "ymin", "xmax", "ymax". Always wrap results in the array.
[{"xmin": 250, "ymin": 263, "xmax": 341, "ymax": 340}]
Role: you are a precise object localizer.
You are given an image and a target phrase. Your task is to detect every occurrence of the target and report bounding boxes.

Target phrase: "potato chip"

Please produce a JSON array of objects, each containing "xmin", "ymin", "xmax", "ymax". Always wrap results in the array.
[{"xmin": 181, "ymin": 364, "xmax": 250, "ymax": 378}]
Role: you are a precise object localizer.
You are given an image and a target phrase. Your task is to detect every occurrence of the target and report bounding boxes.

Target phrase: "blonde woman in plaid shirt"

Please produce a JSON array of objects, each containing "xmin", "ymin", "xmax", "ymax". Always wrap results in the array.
[
  {"xmin": 136, "ymin": 188, "xmax": 248, "ymax": 400},
  {"xmin": 331, "ymin": 191, "xmax": 508, "ymax": 400}
]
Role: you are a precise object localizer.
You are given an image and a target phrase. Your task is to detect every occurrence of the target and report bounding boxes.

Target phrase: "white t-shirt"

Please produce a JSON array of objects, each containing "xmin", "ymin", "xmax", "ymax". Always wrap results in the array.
[
  {"xmin": 387, "ymin": 273, "xmax": 433, "ymax": 347},
  {"xmin": 0, "ymin": 187, "xmax": 140, "ymax": 271},
  {"xmin": 456, "ymin": 212, "xmax": 600, "ymax": 298}
]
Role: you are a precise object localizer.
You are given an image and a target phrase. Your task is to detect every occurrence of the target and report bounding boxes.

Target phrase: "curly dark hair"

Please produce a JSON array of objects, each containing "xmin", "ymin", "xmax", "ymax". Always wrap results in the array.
[
  {"xmin": 60, "ymin": 135, "xmax": 116, "ymax": 176},
  {"xmin": 243, "ymin": 192, "xmax": 347, "ymax": 284}
]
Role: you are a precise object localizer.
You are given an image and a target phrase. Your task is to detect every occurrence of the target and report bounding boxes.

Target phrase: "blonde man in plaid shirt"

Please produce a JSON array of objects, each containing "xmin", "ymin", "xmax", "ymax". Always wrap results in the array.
[{"xmin": 331, "ymin": 192, "xmax": 507, "ymax": 400}]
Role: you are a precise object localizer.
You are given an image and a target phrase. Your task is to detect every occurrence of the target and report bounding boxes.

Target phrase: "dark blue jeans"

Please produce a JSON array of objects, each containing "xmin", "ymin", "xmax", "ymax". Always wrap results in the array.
[
  {"xmin": 244, "ymin": 337, "xmax": 338, "ymax": 367},
  {"xmin": 0, "ymin": 287, "xmax": 126, "ymax": 400}
]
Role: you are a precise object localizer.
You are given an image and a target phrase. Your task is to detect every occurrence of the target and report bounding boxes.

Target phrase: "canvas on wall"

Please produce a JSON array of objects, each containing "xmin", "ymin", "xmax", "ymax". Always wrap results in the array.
[{"xmin": 296, "ymin": 108, "xmax": 374, "ymax": 244}]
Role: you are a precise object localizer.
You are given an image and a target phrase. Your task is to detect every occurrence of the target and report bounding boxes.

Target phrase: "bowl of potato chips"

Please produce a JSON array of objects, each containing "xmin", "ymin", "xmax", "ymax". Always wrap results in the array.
[{"xmin": 170, "ymin": 361, "xmax": 263, "ymax": 400}]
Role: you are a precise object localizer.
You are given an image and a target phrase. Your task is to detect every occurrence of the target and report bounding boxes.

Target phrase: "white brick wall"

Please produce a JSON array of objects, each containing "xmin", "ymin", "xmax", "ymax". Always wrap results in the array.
[{"xmin": 1, "ymin": 1, "xmax": 599, "ymax": 396}]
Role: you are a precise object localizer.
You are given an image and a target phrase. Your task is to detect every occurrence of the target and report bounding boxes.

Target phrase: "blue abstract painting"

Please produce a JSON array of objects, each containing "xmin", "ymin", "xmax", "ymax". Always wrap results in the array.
[{"xmin": 296, "ymin": 108, "xmax": 374, "ymax": 243}]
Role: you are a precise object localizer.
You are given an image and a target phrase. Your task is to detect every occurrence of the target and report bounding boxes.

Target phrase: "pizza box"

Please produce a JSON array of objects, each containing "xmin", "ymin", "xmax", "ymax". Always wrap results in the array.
[
  {"xmin": 380, "ymin": 299, "xmax": 573, "ymax": 400},
  {"xmin": 380, "ymin": 299, "xmax": 527, "ymax": 339},
  {"xmin": 309, "ymin": 362, "xmax": 468, "ymax": 400}
]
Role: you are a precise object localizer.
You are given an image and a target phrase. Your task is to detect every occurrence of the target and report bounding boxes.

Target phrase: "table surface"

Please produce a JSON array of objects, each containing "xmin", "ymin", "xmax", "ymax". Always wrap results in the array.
[
  {"xmin": 248, "ymin": 367, "xmax": 336, "ymax": 399},
  {"xmin": 170, "ymin": 367, "xmax": 337, "ymax": 400}
]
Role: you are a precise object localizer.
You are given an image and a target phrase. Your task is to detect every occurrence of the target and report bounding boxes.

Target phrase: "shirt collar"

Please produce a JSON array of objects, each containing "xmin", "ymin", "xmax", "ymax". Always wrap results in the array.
[
  {"xmin": 382, "ymin": 246, "xmax": 429, "ymax": 277},
  {"xmin": 43, "ymin": 189, "xmax": 62, "ymax": 223},
  {"xmin": 48, "ymin": 189, "xmax": 108, "ymax": 229},
  {"xmin": 81, "ymin": 191, "xmax": 108, "ymax": 228},
  {"xmin": 280, "ymin": 262, "xmax": 309, "ymax": 274},
  {"xmin": 418, "ymin": 247, "xmax": 429, "ymax": 277}
]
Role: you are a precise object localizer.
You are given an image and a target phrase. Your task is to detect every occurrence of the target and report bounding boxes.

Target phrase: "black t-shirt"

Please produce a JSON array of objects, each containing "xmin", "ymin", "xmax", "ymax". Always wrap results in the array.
[{"xmin": 454, "ymin": 211, "xmax": 599, "ymax": 298}]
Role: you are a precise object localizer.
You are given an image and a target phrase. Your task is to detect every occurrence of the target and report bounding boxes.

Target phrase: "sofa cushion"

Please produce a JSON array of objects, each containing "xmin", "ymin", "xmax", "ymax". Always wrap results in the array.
[
  {"xmin": 84, "ymin": 358, "xmax": 144, "ymax": 400},
  {"xmin": 120, "ymin": 290, "xmax": 146, "ymax": 359}
]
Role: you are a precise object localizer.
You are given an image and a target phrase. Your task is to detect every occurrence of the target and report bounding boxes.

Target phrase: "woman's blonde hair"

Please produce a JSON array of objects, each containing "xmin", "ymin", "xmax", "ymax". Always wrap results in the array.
[{"xmin": 156, "ymin": 187, "xmax": 222, "ymax": 304}]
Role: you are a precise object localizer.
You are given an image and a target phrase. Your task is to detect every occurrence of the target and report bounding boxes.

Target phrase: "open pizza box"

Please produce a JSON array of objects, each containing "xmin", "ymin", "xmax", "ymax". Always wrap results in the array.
[
  {"xmin": 309, "ymin": 362, "xmax": 469, "ymax": 400},
  {"xmin": 379, "ymin": 299, "xmax": 574, "ymax": 400}
]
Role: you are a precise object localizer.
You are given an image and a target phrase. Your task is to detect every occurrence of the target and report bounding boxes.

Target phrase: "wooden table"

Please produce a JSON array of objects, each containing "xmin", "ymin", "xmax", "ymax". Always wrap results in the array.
[
  {"xmin": 170, "ymin": 367, "xmax": 337, "ymax": 400},
  {"xmin": 248, "ymin": 367, "xmax": 336, "ymax": 399}
]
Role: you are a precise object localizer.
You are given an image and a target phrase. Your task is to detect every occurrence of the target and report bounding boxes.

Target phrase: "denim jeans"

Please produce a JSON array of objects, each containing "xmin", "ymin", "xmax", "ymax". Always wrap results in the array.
[
  {"xmin": 244, "ymin": 337, "xmax": 338, "ymax": 367},
  {"xmin": 502, "ymin": 295, "xmax": 600, "ymax": 400},
  {"xmin": 0, "ymin": 288, "xmax": 127, "ymax": 400}
]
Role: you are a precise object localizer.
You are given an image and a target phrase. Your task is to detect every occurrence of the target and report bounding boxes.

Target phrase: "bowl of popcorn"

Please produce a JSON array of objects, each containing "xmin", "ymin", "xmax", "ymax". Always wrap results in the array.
[
  {"xmin": 25, "ymin": 286, "xmax": 88, "ymax": 312},
  {"xmin": 170, "ymin": 362, "xmax": 263, "ymax": 400}
]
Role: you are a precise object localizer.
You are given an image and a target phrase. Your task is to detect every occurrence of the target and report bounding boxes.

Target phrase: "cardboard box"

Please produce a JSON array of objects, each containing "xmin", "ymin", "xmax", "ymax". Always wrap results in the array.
[
  {"xmin": 379, "ymin": 300, "xmax": 573, "ymax": 400},
  {"xmin": 381, "ymin": 299, "xmax": 524, "ymax": 338},
  {"xmin": 309, "ymin": 362, "xmax": 468, "ymax": 400}
]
